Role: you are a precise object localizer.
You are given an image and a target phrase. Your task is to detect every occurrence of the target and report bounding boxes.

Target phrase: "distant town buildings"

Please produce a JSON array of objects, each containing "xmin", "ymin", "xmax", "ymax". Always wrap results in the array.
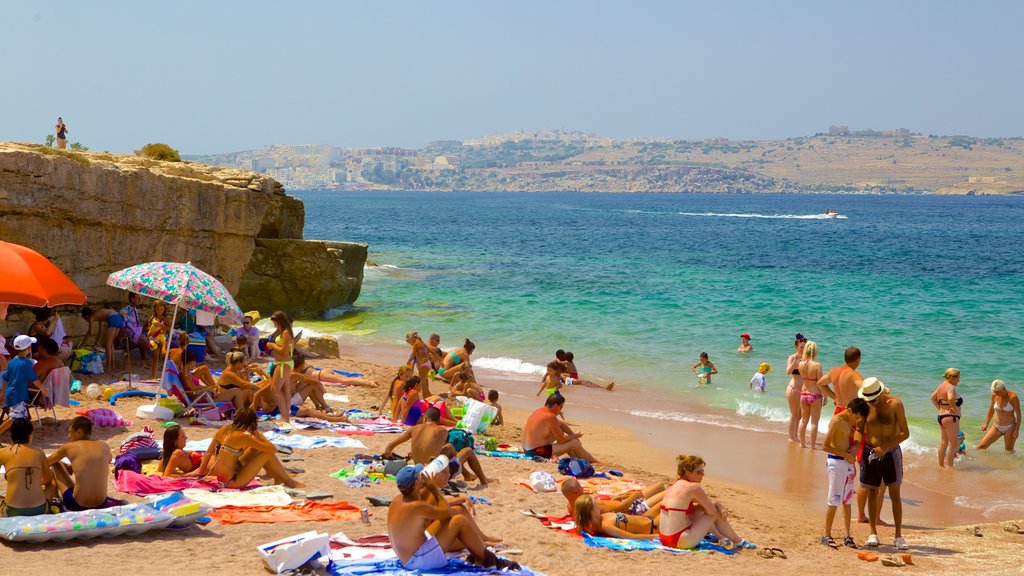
[{"xmin": 829, "ymin": 125, "xmax": 850, "ymax": 136}]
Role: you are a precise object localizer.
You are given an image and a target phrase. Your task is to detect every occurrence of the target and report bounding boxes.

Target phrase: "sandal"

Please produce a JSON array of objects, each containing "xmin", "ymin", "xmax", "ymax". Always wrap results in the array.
[
  {"xmin": 1005, "ymin": 523, "xmax": 1024, "ymax": 534},
  {"xmin": 520, "ymin": 509, "xmax": 545, "ymax": 519},
  {"xmin": 757, "ymin": 549, "xmax": 774, "ymax": 559},
  {"xmin": 973, "ymin": 525, "xmax": 983, "ymax": 537},
  {"xmin": 843, "ymin": 535, "xmax": 858, "ymax": 549},
  {"xmin": 857, "ymin": 552, "xmax": 879, "ymax": 562},
  {"xmin": 821, "ymin": 536, "xmax": 840, "ymax": 549},
  {"xmin": 769, "ymin": 548, "xmax": 787, "ymax": 559}
]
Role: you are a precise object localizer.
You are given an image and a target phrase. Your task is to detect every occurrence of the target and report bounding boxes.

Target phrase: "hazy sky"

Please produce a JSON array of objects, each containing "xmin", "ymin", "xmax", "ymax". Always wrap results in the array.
[{"xmin": 5, "ymin": 1, "xmax": 1023, "ymax": 154}]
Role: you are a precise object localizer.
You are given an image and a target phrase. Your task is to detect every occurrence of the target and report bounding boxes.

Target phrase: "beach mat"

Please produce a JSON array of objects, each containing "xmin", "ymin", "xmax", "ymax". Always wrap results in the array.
[
  {"xmin": 263, "ymin": 431, "xmax": 368, "ymax": 450},
  {"xmin": 114, "ymin": 469, "xmax": 260, "ymax": 495},
  {"xmin": 327, "ymin": 556, "xmax": 543, "ymax": 576},
  {"xmin": 182, "ymin": 485, "xmax": 297, "ymax": 508},
  {"xmin": 210, "ymin": 501, "xmax": 361, "ymax": 525},
  {"xmin": 581, "ymin": 532, "xmax": 735, "ymax": 555}
]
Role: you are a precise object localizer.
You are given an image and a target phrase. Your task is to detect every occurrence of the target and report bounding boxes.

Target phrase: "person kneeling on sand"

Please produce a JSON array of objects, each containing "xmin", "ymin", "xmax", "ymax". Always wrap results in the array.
[
  {"xmin": 47, "ymin": 416, "xmax": 124, "ymax": 511},
  {"xmin": 388, "ymin": 464, "xmax": 518, "ymax": 572},
  {"xmin": 523, "ymin": 393, "xmax": 598, "ymax": 462},
  {"xmin": 0, "ymin": 419, "xmax": 53, "ymax": 516},
  {"xmin": 821, "ymin": 398, "xmax": 870, "ymax": 549},
  {"xmin": 382, "ymin": 407, "xmax": 494, "ymax": 486},
  {"xmin": 574, "ymin": 494, "xmax": 660, "ymax": 538},
  {"xmin": 196, "ymin": 408, "xmax": 303, "ymax": 489},
  {"xmin": 562, "ymin": 477, "xmax": 666, "ymax": 518},
  {"xmin": 659, "ymin": 454, "xmax": 756, "ymax": 550}
]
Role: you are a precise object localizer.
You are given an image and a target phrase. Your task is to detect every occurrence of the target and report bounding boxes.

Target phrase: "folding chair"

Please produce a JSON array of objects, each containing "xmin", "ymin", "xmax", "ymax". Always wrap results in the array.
[
  {"xmin": 33, "ymin": 366, "xmax": 72, "ymax": 423},
  {"xmin": 162, "ymin": 363, "xmax": 233, "ymax": 421}
]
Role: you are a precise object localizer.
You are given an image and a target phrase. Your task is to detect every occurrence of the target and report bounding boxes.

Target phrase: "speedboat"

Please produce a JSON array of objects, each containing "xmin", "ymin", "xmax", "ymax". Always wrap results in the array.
[{"xmin": 823, "ymin": 210, "xmax": 839, "ymax": 219}]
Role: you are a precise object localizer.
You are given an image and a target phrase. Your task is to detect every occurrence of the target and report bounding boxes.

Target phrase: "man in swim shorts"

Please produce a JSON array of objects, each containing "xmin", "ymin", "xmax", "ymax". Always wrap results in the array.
[
  {"xmin": 382, "ymin": 407, "xmax": 494, "ymax": 485},
  {"xmin": 817, "ymin": 346, "xmax": 864, "ymax": 415},
  {"xmin": 820, "ymin": 398, "xmax": 869, "ymax": 549},
  {"xmin": 522, "ymin": 393, "xmax": 598, "ymax": 462},
  {"xmin": 561, "ymin": 477, "xmax": 666, "ymax": 517},
  {"xmin": 47, "ymin": 416, "xmax": 122, "ymax": 511},
  {"xmin": 388, "ymin": 464, "xmax": 516, "ymax": 571},
  {"xmin": 858, "ymin": 378, "xmax": 910, "ymax": 550}
]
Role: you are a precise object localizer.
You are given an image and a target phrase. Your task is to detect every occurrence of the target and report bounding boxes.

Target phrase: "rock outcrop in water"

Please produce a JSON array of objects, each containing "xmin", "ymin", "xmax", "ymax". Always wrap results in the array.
[{"xmin": 0, "ymin": 143, "xmax": 364, "ymax": 330}]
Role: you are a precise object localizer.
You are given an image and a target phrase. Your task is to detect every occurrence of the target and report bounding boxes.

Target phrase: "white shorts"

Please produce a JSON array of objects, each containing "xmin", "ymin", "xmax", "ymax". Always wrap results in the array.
[
  {"xmin": 826, "ymin": 457, "xmax": 855, "ymax": 507},
  {"xmin": 402, "ymin": 532, "xmax": 448, "ymax": 571},
  {"xmin": 9, "ymin": 402, "xmax": 29, "ymax": 420}
]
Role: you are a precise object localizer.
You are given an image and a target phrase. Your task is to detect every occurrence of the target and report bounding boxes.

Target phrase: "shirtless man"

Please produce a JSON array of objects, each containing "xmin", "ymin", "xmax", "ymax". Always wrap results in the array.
[
  {"xmin": 387, "ymin": 464, "xmax": 517, "ymax": 571},
  {"xmin": 80, "ymin": 306, "xmax": 124, "ymax": 373},
  {"xmin": 382, "ymin": 407, "xmax": 494, "ymax": 485},
  {"xmin": 820, "ymin": 398, "xmax": 869, "ymax": 549},
  {"xmin": 858, "ymin": 378, "xmax": 910, "ymax": 550},
  {"xmin": 523, "ymin": 394, "xmax": 597, "ymax": 462},
  {"xmin": 33, "ymin": 338, "xmax": 65, "ymax": 382},
  {"xmin": 47, "ymin": 416, "xmax": 121, "ymax": 511},
  {"xmin": 0, "ymin": 419, "xmax": 53, "ymax": 516},
  {"xmin": 561, "ymin": 477, "xmax": 666, "ymax": 518}
]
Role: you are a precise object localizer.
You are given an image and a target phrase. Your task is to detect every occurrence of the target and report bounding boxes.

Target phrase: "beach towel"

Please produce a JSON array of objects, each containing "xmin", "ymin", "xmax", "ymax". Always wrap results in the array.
[
  {"xmin": 181, "ymin": 485, "xmax": 297, "ymax": 508},
  {"xmin": 113, "ymin": 469, "xmax": 260, "ymax": 495},
  {"xmin": 183, "ymin": 438, "xmax": 213, "ymax": 453},
  {"xmin": 263, "ymin": 431, "xmax": 367, "ymax": 450},
  {"xmin": 328, "ymin": 557, "xmax": 544, "ymax": 576},
  {"xmin": 209, "ymin": 501, "xmax": 361, "ymax": 525},
  {"xmin": 330, "ymin": 369, "xmax": 364, "ymax": 378},
  {"xmin": 581, "ymin": 532, "xmax": 735, "ymax": 555},
  {"xmin": 324, "ymin": 393, "xmax": 350, "ymax": 403},
  {"xmin": 329, "ymin": 532, "xmax": 397, "ymax": 560},
  {"xmin": 290, "ymin": 418, "xmax": 404, "ymax": 435},
  {"xmin": 76, "ymin": 407, "xmax": 132, "ymax": 427},
  {"xmin": 476, "ymin": 448, "xmax": 539, "ymax": 461},
  {"xmin": 119, "ymin": 426, "xmax": 159, "ymax": 454}
]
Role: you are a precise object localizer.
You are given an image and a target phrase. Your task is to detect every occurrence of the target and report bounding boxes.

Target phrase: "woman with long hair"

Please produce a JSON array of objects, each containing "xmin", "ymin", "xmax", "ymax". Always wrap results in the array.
[
  {"xmin": 799, "ymin": 341, "xmax": 831, "ymax": 449},
  {"xmin": 406, "ymin": 331, "xmax": 433, "ymax": 396},
  {"xmin": 379, "ymin": 364, "xmax": 413, "ymax": 418},
  {"xmin": 930, "ymin": 367, "xmax": 963, "ymax": 467},
  {"xmin": 573, "ymin": 494, "xmax": 659, "ymax": 539},
  {"xmin": 977, "ymin": 379, "xmax": 1020, "ymax": 452},
  {"xmin": 437, "ymin": 339, "xmax": 476, "ymax": 382},
  {"xmin": 196, "ymin": 408, "xmax": 302, "ymax": 488},
  {"xmin": 265, "ymin": 311, "xmax": 294, "ymax": 423},
  {"xmin": 160, "ymin": 425, "xmax": 202, "ymax": 477},
  {"xmin": 785, "ymin": 334, "xmax": 807, "ymax": 442}
]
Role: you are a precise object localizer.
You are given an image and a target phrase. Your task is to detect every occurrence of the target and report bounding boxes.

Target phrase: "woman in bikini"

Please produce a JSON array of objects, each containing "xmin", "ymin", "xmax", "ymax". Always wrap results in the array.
[
  {"xmin": 798, "ymin": 341, "xmax": 832, "ymax": 449},
  {"xmin": 396, "ymin": 376, "xmax": 425, "ymax": 426},
  {"xmin": 293, "ymin": 355, "xmax": 375, "ymax": 388},
  {"xmin": 406, "ymin": 331, "xmax": 434, "ymax": 396},
  {"xmin": 216, "ymin": 351, "xmax": 262, "ymax": 410},
  {"xmin": 196, "ymin": 408, "xmax": 302, "ymax": 489},
  {"xmin": 380, "ymin": 364, "xmax": 414, "ymax": 418},
  {"xmin": 658, "ymin": 454, "xmax": 755, "ymax": 550},
  {"xmin": 159, "ymin": 424, "xmax": 203, "ymax": 477},
  {"xmin": 977, "ymin": 379, "xmax": 1020, "ymax": 452},
  {"xmin": 785, "ymin": 334, "xmax": 806, "ymax": 443},
  {"xmin": 265, "ymin": 311, "xmax": 295, "ymax": 423},
  {"xmin": 573, "ymin": 494, "xmax": 659, "ymax": 539},
  {"xmin": 930, "ymin": 367, "xmax": 963, "ymax": 467},
  {"xmin": 437, "ymin": 339, "xmax": 476, "ymax": 383},
  {"xmin": 449, "ymin": 371, "xmax": 486, "ymax": 401},
  {"xmin": 0, "ymin": 419, "xmax": 53, "ymax": 517}
]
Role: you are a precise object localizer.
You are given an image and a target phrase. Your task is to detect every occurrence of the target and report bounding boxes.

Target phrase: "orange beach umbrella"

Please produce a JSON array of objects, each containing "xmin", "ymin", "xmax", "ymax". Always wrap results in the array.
[{"xmin": 0, "ymin": 240, "xmax": 87, "ymax": 307}]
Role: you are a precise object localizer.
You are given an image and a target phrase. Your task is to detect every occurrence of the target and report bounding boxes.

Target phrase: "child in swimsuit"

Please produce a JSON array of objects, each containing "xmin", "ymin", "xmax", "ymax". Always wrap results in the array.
[{"xmin": 691, "ymin": 352, "xmax": 717, "ymax": 386}]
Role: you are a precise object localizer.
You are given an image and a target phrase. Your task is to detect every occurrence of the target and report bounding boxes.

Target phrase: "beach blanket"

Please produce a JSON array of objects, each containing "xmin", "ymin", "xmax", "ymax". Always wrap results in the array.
[
  {"xmin": 183, "ymin": 438, "xmax": 213, "ymax": 452},
  {"xmin": 476, "ymin": 449, "xmax": 541, "ymax": 461},
  {"xmin": 513, "ymin": 476, "xmax": 645, "ymax": 497},
  {"xmin": 76, "ymin": 407, "xmax": 132, "ymax": 427},
  {"xmin": 328, "ymin": 558, "xmax": 544, "ymax": 576},
  {"xmin": 324, "ymin": 393, "xmax": 350, "ymax": 403},
  {"xmin": 113, "ymin": 469, "xmax": 260, "ymax": 495},
  {"xmin": 181, "ymin": 485, "xmax": 297, "ymax": 508},
  {"xmin": 290, "ymin": 419, "xmax": 404, "ymax": 435},
  {"xmin": 330, "ymin": 532, "xmax": 396, "ymax": 560},
  {"xmin": 209, "ymin": 501, "xmax": 361, "ymax": 524},
  {"xmin": 328, "ymin": 369, "xmax": 364, "ymax": 378},
  {"xmin": 263, "ymin": 431, "xmax": 368, "ymax": 450},
  {"xmin": 581, "ymin": 532, "xmax": 735, "ymax": 555}
]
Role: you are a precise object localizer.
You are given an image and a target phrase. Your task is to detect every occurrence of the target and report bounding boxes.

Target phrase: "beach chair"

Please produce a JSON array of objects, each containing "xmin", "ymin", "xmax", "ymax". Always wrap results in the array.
[
  {"xmin": 30, "ymin": 366, "xmax": 72, "ymax": 423},
  {"xmin": 162, "ymin": 363, "xmax": 233, "ymax": 421}
]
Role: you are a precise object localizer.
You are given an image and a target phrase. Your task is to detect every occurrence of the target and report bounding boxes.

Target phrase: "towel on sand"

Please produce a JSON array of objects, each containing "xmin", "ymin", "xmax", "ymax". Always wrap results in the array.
[
  {"xmin": 181, "ymin": 485, "xmax": 298, "ymax": 508},
  {"xmin": 330, "ymin": 532, "xmax": 397, "ymax": 560},
  {"xmin": 209, "ymin": 501, "xmax": 361, "ymax": 524},
  {"xmin": 263, "ymin": 431, "xmax": 367, "ymax": 450},
  {"xmin": 113, "ymin": 469, "xmax": 260, "ymax": 495},
  {"xmin": 581, "ymin": 532, "xmax": 735, "ymax": 555},
  {"xmin": 328, "ymin": 556, "xmax": 543, "ymax": 576}
]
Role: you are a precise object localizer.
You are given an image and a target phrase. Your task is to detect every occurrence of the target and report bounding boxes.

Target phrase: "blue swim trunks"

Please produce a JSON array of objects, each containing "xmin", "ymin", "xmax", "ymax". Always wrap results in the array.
[{"xmin": 106, "ymin": 314, "xmax": 125, "ymax": 329}]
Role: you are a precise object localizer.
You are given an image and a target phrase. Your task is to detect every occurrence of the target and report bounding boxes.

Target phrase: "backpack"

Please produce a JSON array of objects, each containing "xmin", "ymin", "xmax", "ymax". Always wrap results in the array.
[
  {"xmin": 558, "ymin": 456, "xmax": 595, "ymax": 478},
  {"xmin": 113, "ymin": 453, "xmax": 141, "ymax": 479},
  {"xmin": 447, "ymin": 428, "xmax": 475, "ymax": 452}
]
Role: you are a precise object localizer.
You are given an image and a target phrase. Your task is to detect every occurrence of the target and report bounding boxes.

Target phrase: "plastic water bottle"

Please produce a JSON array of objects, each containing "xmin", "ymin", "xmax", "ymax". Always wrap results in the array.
[{"xmin": 421, "ymin": 454, "xmax": 449, "ymax": 478}]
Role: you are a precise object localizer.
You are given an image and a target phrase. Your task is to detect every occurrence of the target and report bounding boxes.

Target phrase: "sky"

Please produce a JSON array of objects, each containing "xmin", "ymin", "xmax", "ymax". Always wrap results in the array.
[{"xmin": 4, "ymin": 1, "xmax": 1024, "ymax": 154}]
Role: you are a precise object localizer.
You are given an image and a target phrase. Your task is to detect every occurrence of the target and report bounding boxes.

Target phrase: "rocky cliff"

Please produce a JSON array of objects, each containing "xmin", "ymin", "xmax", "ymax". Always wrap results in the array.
[{"xmin": 0, "ymin": 143, "xmax": 364, "ymax": 331}]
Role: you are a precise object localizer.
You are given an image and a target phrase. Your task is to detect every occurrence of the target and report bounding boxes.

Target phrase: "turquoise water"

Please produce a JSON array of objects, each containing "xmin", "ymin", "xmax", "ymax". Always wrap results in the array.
[{"xmin": 294, "ymin": 191, "xmax": 1024, "ymax": 451}]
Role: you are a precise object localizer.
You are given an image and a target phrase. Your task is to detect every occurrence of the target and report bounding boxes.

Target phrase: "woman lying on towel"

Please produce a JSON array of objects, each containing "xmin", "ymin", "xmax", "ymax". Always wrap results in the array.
[
  {"xmin": 197, "ymin": 408, "xmax": 303, "ymax": 489},
  {"xmin": 659, "ymin": 455, "xmax": 755, "ymax": 551},
  {"xmin": 573, "ymin": 494, "xmax": 659, "ymax": 539},
  {"xmin": 293, "ymin": 355, "xmax": 375, "ymax": 387},
  {"xmin": 160, "ymin": 424, "xmax": 203, "ymax": 477}
]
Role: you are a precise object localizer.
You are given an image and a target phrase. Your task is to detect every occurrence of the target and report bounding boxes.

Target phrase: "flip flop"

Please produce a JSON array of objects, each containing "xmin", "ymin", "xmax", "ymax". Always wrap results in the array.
[
  {"xmin": 769, "ymin": 548, "xmax": 787, "ymax": 559},
  {"xmin": 901, "ymin": 553, "xmax": 914, "ymax": 565},
  {"xmin": 973, "ymin": 526, "xmax": 983, "ymax": 537},
  {"xmin": 520, "ymin": 509, "xmax": 545, "ymax": 519},
  {"xmin": 757, "ymin": 549, "xmax": 774, "ymax": 559},
  {"xmin": 857, "ymin": 552, "xmax": 879, "ymax": 562},
  {"xmin": 843, "ymin": 535, "xmax": 858, "ymax": 549},
  {"xmin": 1004, "ymin": 523, "xmax": 1023, "ymax": 534},
  {"xmin": 304, "ymin": 491, "xmax": 333, "ymax": 500},
  {"xmin": 367, "ymin": 496, "xmax": 393, "ymax": 507}
]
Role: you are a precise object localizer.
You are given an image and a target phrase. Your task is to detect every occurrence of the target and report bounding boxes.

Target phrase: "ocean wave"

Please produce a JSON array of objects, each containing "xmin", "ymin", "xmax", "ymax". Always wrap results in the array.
[
  {"xmin": 627, "ymin": 409, "xmax": 778, "ymax": 434},
  {"xmin": 953, "ymin": 495, "xmax": 1024, "ymax": 517},
  {"xmin": 676, "ymin": 211, "xmax": 848, "ymax": 220},
  {"xmin": 473, "ymin": 356, "xmax": 547, "ymax": 376},
  {"xmin": 735, "ymin": 400, "xmax": 790, "ymax": 423}
]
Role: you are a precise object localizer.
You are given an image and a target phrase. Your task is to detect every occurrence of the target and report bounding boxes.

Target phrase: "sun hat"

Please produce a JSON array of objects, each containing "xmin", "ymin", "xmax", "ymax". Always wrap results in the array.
[
  {"xmin": 758, "ymin": 362, "xmax": 772, "ymax": 373},
  {"xmin": 859, "ymin": 377, "xmax": 888, "ymax": 401},
  {"xmin": 395, "ymin": 464, "xmax": 424, "ymax": 490},
  {"xmin": 991, "ymin": 379, "xmax": 1006, "ymax": 393},
  {"xmin": 13, "ymin": 335, "xmax": 36, "ymax": 351},
  {"xmin": 740, "ymin": 333, "xmax": 751, "ymax": 340}
]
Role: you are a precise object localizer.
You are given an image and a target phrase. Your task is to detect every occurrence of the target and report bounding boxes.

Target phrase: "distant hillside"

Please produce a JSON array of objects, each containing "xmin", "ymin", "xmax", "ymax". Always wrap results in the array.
[{"xmin": 188, "ymin": 130, "xmax": 1024, "ymax": 194}]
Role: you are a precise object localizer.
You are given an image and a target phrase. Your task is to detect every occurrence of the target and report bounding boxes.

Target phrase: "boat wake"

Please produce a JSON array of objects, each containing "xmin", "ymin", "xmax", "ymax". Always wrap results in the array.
[{"xmin": 677, "ymin": 211, "xmax": 847, "ymax": 220}]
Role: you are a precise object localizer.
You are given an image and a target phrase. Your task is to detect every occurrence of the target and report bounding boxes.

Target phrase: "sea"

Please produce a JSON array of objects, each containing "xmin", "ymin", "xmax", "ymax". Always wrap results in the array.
[{"xmin": 292, "ymin": 190, "xmax": 1024, "ymax": 511}]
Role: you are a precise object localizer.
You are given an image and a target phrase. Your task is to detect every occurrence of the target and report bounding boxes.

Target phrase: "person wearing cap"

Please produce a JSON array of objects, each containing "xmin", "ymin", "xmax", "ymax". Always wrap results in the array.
[
  {"xmin": 929, "ymin": 368, "xmax": 964, "ymax": 468},
  {"xmin": 388, "ymin": 464, "xmax": 518, "ymax": 571},
  {"xmin": 0, "ymin": 336, "xmax": 47, "ymax": 437},
  {"xmin": 737, "ymin": 333, "xmax": 752, "ymax": 353},
  {"xmin": 749, "ymin": 362, "xmax": 771, "ymax": 394},
  {"xmin": 858, "ymin": 377, "xmax": 910, "ymax": 550},
  {"xmin": 977, "ymin": 379, "xmax": 1020, "ymax": 452},
  {"xmin": 784, "ymin": 334, "xmax": 808, "ymax": 443}
]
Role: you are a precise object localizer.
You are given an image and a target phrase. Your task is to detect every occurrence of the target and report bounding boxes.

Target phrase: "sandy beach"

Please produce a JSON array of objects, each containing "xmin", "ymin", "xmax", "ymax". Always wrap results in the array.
[{"xmin": 1, "ymin": 345, "xmax": 1022, "ymax": 576}]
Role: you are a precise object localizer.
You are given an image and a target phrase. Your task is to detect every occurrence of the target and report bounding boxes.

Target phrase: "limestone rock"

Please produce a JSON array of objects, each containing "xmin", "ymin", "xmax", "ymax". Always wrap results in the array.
[
  {"xmin": 259, "ymin": 192, "xmax": 304, "ymax": 239},
  {"xmin": 301, "ymin": 335, "xmax": 340, "ymax": 358}
]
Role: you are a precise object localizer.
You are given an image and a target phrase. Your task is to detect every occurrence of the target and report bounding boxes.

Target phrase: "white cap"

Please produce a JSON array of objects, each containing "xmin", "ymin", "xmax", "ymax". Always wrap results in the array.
[{"xmin": 13, "ymin": 335, "xmax": 37, "ymax": 351}]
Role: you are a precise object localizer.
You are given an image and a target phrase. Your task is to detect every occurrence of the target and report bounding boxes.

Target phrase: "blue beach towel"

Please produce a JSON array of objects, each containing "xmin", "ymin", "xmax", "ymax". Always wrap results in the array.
[
  {"xmin": 581, "ymin": 532, "xmax": 736, "ymax": 555},
  {"xmin": 332, "ymin": 369, "xmax": 364, "ymax": 378},
  {"xmin": 327, "ymin": 557, "xmax": 544, "ymax": 576},
  {"xmin": 475, "ymin": 449, "xmax": 539, "ymax": 461},
  {"xmin": 263, "ymin": 431, "xmax": 367, "ymax": 450}
]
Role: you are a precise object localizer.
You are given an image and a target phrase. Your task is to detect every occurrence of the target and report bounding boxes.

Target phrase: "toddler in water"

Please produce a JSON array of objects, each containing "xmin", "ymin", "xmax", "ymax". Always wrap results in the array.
[
  {"xmin": 750, "ymin": 362, "xmax": 771, "ymax": 394},
  {"xmin": 691, "ymin": 352, "xmax": 717, "ymax": 386}
]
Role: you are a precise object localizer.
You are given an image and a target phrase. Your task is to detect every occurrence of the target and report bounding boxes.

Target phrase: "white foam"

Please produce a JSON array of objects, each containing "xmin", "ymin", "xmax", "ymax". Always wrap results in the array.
[
  {"xmin": 676, "ymin": 211, "xmax": 848, "ymax": 220},
  {"xmin": 627, "ymin": 409, "xmax": 779, "ymax": 434},
  {"xmin": 735, "ymin": 400, "xmax": 790, "ymax": 423},
  {"xmin": 473, "ymin": 356, "xmax": 547, "ymax": 376}
]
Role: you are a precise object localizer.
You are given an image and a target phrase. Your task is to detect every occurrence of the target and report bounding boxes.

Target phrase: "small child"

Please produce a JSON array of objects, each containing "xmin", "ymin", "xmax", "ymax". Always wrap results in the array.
[
  {"xmin": 486, "ymin": 389, "xmax": 503, "ymax": 426},
  {"xmin": 750, "ymin": 362, "xmax": 771, "ymax": 393},
  {"xmin": 691, "ymin": 352, "xmax": 717, "ymax": 386},
  {"xmin": 820, "ymin": 398, "xmax": 870, "ymax": 549},
  {"xmin": 0, "ymin": 336, "xmax": 46, "ymax": 436}
]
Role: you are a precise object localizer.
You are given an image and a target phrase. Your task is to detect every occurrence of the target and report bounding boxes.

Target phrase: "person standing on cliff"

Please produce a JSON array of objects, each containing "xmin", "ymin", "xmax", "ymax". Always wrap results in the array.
[{"xmin": 55, "ymin": 117, "xmax": 68, "ymax": 150}]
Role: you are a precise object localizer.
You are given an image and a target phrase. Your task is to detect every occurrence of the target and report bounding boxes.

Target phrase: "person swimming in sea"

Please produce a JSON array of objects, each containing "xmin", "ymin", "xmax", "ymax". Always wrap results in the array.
[
  {"xmin": 737, "ymin": 333, "xmax": 752, "ymax": 353},
  {"xmin": 691, "ymin": 352, "xmax": 717, "ymax": 386}
]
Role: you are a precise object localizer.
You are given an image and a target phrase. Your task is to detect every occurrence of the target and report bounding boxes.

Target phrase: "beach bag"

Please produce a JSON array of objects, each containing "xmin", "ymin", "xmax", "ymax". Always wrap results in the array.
[
  {"xmin": 113, "ymin": 453, "xmax": 141, "ymax": 480},
  {"xmin": 76, "ymin": 351, "xmax": 105, "ymax": 375},
  {"xmin": 529, "ymin": 471, "xmax": 557, "ymax": 493},
  {"xmin": 455, "ymin": 397, "xmax": 498, "ymax": 434},
  {"xmin": 558, "ymin": 456, "xmax": 595, "ymax": 478},
  {"xmin": 447, "ymin": 428, "xmax": 475, "ymax": 452},
  {"xmin": 70, "ymin": 348, "xmax": 98, "ymax": 373},
  {"xmin": 158, "ymin": 397, "xmax": 186, "ymax": 417}
]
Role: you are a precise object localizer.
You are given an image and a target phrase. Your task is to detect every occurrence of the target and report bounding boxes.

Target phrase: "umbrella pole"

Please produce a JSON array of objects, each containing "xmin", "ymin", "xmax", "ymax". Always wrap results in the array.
[
  {"xmin": 125, "ymin": 334, "xmax": 133, "ymax": 390},
  {"xmin": 154, "ymin": 303, "xmax": 180, "ymax": 408}
]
